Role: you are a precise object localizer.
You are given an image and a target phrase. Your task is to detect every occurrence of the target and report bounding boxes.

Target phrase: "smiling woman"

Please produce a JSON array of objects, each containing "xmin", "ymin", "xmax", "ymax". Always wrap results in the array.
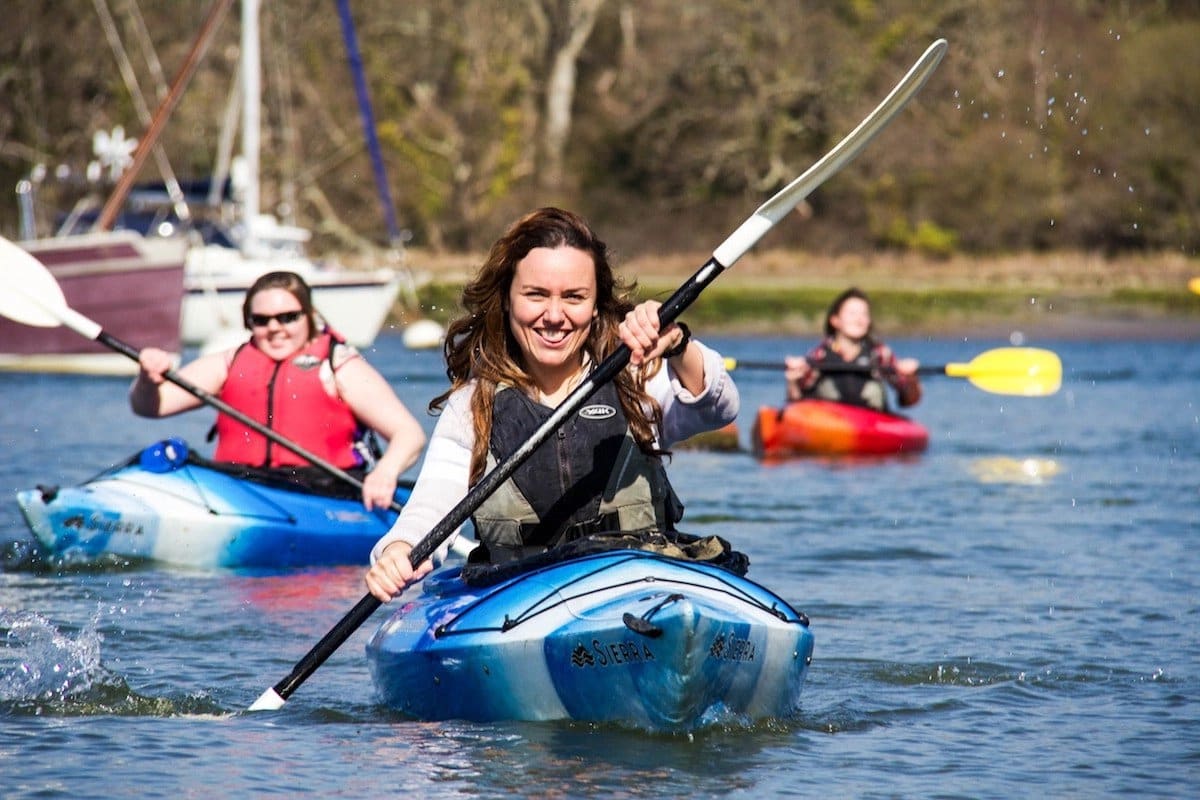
[
  {"xmin": 363, "ymin": 206, "xmax": 741, "ymax": 601},
  {"xmin": 505, "ymin": 244, "xmax": 600, "ymax": 405},
  {"xmin": 128, "ymin": 270, "xmax": 427, "ymax": 511}
]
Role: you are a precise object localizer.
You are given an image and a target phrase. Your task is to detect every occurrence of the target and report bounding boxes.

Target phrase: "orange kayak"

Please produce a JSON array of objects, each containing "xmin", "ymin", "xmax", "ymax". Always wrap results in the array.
[{"xmin": 751, "ymin": 400, "xmax": 929, "ymax": 458}]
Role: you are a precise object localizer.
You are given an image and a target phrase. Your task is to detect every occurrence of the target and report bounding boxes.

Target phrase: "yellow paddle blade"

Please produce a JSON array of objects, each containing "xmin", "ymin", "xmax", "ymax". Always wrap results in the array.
[
  {"xmin": 944, "ymin": 347, "xmax": 1062, "ymax": 396},
  {"xmin": 1188, "ymin": 277, "xmax": 1200, "ymax": 295}
]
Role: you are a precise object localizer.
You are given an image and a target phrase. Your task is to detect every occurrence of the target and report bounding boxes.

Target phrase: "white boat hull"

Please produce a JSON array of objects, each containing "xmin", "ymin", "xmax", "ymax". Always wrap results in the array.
[{"xmin": 181, "ymin": 245, "xmax": 402, "ymax": 347}]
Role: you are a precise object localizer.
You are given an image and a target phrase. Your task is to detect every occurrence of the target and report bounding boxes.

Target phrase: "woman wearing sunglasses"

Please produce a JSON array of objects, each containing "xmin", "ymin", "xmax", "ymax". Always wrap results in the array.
[{"xmin": 129, "ymin": 271, "xmax": 426, "ymax": 511}]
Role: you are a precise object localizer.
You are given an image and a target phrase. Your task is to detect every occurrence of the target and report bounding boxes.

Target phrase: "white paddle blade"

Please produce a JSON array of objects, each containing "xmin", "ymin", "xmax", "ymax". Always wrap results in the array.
[
  {"xmin": 0, "ymin": 236, "xmax": 69, "ymax": 327},
  {"xmin": 247, "ymin": 687, "xmax": 286, "ymax": 712}
]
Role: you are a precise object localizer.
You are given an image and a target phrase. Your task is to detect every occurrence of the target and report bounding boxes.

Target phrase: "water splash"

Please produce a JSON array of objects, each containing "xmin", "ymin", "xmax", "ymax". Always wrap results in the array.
[
  {"xmin": 0, "ymin": 608, "xmax": 223, "ymax": 717},
  {"xmin": 0, "ymin": 608, "xmax": 103, "ymax": 703}
]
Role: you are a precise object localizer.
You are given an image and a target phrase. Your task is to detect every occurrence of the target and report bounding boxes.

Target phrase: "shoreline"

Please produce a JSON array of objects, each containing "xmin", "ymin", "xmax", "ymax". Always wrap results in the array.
[
  {"xmin": 380, "ymin": 247, "xmax": 1200, "ymax": 341},
  {"xmin": 704, "ymin": 309, "xmax": 1200, "ymax": 341}
]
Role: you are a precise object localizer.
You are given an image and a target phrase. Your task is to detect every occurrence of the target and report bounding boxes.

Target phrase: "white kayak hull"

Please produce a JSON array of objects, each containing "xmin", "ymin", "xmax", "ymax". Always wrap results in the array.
[
  {"xmin": 15, "ymin": 440, "xmax": 408, "ymax": 569},
  {"xmin": 366, "ymin": 549, "xmax": 814, "ymax": 731}
]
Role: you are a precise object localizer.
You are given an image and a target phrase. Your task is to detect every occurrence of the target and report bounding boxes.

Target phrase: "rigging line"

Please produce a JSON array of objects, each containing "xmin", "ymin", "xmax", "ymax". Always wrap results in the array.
[
  {"xmin": 263, "ymin": 1, "xmax": 301, "ymax": 226},
  {"xmin": 94, "ymin": 0, "xmax": 235, "ymax": 233},
  {"xmin": 119, "ymin": 0, "xmax": 168, "ymax": 102},
  {"xmin": 336, "ymin": 0, "xmax": 403, "ymax": 245},
  {"xmin": 91, "ymin": 0, "xmax": 193, "ymax": 223},
  {"xmin": 209, "ymin": 65, "xmax": 241, "ymax": 210}
]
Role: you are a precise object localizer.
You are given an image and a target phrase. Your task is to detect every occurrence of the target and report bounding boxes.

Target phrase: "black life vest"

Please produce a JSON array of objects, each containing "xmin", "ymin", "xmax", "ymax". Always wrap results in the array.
[
  {"xmin": 805, "ymin": 340, "xmax": 889, "ymax": 411},
  {"xmin": 471, "ymin": 382, "xmax": 682, "ymax": 563}
]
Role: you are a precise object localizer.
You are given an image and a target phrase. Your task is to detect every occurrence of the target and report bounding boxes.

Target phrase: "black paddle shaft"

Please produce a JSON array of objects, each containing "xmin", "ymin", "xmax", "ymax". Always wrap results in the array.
[
  {"xmin": 732, "ymin": 357, "xmax": 947, "ymax": 377},
  {"xmin": 98, "ymin": 331, "xmax": 403, "ymax": 515},
  {"xmin": 264, "ymin": 258, "xmax": 728, "ymax": 703},
  {"xmin": 250, "ymin": 38, "xmax": 950, "ymax": 709}
]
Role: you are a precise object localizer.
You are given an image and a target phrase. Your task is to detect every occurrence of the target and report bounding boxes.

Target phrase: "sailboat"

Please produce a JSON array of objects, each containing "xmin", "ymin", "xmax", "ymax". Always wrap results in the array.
[
  {"xmin": 179, "ymin": 0, "xmax": 402, "ymax": 349},
  {"xmin": 0, "ymin": 226, "xmax": 186, "ymax": 375},
  {"xmin": 0, "ymin": 0, "xmax": 218, "ymax": 375}
]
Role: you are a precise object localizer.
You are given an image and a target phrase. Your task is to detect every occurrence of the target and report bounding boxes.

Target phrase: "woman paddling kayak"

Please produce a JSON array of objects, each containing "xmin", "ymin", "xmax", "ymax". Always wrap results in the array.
[
  {"xmin": 785, "ymin": 286, "xmax": 921, "ymax": 412},
  {"xmin": 129, "ymin": 270, "xmax": 426, "ymax": 511},
  {"xmin": 364, "ymin": 207, "xmax": 740, "ymax": 601}
]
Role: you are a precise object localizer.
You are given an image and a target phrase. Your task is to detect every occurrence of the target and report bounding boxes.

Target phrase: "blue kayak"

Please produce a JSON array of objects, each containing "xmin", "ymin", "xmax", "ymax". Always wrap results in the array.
[
  {"xmin": 15, "ymin": 438, "xmax": 411, "ymax": 569},
  {"xmin": 366, "ymin": 548, "xmax": 814, "ymax": 731}
]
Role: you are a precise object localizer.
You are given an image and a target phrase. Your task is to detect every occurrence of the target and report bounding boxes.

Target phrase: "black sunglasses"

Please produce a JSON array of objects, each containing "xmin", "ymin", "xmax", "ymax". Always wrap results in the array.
[{"xmin": 248, "ymin": 310, "xmax": 304, "ymax": 327}]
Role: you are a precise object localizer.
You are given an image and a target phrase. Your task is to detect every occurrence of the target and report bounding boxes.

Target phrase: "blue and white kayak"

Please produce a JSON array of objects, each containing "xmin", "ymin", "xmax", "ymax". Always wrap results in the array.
[
  {"xmin": 366, "ymin": 549, "xmax": 814, "ymax": 731},
  {"xmin": 15, "ymin": 438, "xmax": 411, "ymax": 569}
]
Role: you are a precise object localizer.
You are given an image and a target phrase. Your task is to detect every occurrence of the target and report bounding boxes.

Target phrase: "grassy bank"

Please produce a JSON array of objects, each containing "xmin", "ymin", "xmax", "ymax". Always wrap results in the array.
[{"xmin": 388, "ymin": 249, "xmax": 1200, "ymax": 339}]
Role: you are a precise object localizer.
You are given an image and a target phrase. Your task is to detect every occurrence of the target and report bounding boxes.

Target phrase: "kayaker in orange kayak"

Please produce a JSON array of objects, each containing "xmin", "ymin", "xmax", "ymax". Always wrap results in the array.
[{"xmin": 784, "ymin": 287, "xmax": 921, "ymax": 411}]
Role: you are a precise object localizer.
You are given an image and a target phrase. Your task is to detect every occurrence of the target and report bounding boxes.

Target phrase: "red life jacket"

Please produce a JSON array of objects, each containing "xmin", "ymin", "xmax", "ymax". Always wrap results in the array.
[{"xmin": 213, "ymin": 333, "xmax": 361, "ymax": 468}]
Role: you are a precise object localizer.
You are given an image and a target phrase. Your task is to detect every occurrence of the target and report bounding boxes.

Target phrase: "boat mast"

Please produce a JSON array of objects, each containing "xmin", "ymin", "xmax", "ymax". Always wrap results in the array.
[
  {"xmin": 241, "ymin": 0, "xmax": 261, "ymax": 254},
  {"xmin": 335, "ymin": 0, "xmax": 402, "ymax": 246}
]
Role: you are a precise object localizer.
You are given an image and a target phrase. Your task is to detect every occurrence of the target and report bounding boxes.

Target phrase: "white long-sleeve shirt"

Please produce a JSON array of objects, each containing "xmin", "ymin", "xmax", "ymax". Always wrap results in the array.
[{"xmin": 370, "ymin": 341, "xmax": 739, "ymax": 566}]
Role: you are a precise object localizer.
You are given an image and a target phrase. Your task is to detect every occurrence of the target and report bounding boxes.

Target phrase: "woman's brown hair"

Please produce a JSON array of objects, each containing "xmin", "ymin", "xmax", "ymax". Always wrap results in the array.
[
  {"xmin": 432, "ymin": 207, "xmax": 663, "ymax": 485},
  {"xmin": 824, "ymin": 286, "xmax": 874, "ymax": 338}
]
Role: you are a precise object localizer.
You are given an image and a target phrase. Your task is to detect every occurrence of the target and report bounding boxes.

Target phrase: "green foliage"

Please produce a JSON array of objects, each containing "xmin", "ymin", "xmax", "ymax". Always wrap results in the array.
[
  {"xmin": 0, "ymin": 1, "xmax": 1197, "ymax": 258},
  {"xmin": 1110, "ymin": 288, "xmax": 1200, "ymax": 315},
  {"xmin": 412, "ymin": 282, "xmax": 466, "ymax": 324},
  {"xmin": 911, "ymin": 221, "xmax": 959, "ymax": 258},
  {"xmin": 415, "ymin": 265, "xmax": 1200, "ymax": 333},
  {"xmin": 882, "ymin": 219, "xmax": 960, "ymax": 258}
]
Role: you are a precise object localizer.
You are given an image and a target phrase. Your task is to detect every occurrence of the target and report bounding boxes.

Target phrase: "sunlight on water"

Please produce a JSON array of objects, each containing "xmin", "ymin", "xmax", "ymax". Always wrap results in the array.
[{"xmin": 968, "ymin": 456, "xmax": 1062, "ymax": 485}]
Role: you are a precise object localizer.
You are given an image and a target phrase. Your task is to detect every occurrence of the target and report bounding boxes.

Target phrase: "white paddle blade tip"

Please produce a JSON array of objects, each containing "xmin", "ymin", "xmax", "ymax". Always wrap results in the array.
[
  {"xmin": 0, "ymin": 236, "xmax": 69, "ymax": 327},
  {"xmin": 712, "ymin": 215, "xmax": 774, "ymax": 267},
  {"xmin": 247, "ymin": 687, "xmax": 286, "ymax": 712}
]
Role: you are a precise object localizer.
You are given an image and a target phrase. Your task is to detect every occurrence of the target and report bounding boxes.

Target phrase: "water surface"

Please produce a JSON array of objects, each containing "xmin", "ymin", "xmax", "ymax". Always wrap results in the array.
[{"xmin": 2, "ymin": 335, "xmax": 1196, "ymax": 798}]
